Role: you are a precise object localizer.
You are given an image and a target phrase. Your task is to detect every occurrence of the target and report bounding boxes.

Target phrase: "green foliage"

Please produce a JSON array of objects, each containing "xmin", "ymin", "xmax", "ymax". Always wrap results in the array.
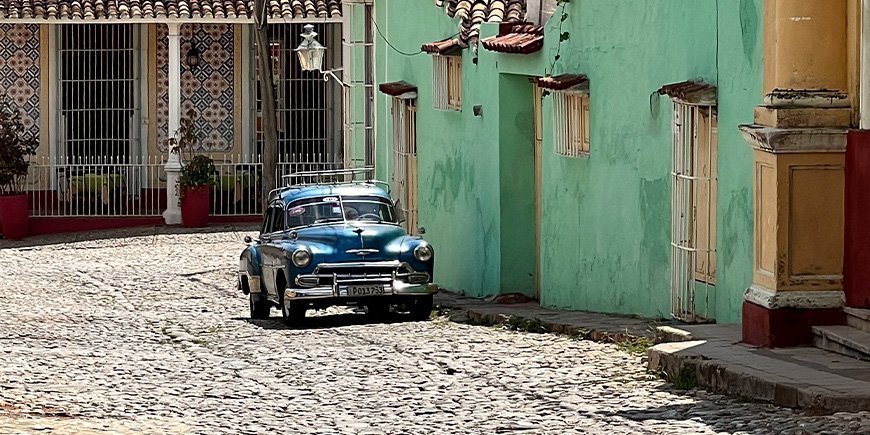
[
  {"xmin": 673, "ymin": 368, "xmax": 698, "ymax": 390},
  {"xmin": 0, "ymin": 98, "xmax": 38, "ymax": 195},
  {"xmin": 171, "ymin": 109, "xmax": 215, "ymax": 199},
  {"xmin": 168, "ymin": 109, "xmax": 199, "ymax": 161},
  {"xmin": 178, "ymin": 155, "xmax": 216, "ymax": 197},
  {"xmin": 615, "ymin": 336, "xmax": 654, "ymax": 355},
  {"xmin": 502, "ymin": 316, "xmax": 549, "ymax": 334},
  {"xmin": 545, "ymin": 1, "xmax": 572, "ymax": 84}
]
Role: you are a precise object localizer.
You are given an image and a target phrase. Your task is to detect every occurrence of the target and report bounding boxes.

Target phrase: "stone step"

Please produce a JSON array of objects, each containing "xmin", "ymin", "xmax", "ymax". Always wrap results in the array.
[
  {"xmin": 845, "ymin": 307, "xmax": 870, "ymax": 333},
  {"xmin": 812, "ymin": 325, "xmax": 870, "ymax": 361}
]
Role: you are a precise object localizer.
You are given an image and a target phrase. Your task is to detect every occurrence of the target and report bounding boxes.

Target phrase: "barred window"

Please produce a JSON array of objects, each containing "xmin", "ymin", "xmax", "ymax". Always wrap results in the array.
[
  {"xmin": 433, "ymin": 55, "xmax": 462, "ymax": 110},
  {"xmin": 552, "ymin": 90, "xmax": 590, "ymax": 157}
]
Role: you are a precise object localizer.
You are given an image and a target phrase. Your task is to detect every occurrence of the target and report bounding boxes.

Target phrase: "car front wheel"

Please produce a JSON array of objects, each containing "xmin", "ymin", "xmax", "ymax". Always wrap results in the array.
[
  {"xmin": 408, "ymin": 295, "xmax": 434, "ymax": 321},
  {"xmin": 282, "ymin": 299, "xmax": 307, "ymax": 326},
  {"xmin": 249, "ymin": 294, "xmax": 271, "ymax": 319}
]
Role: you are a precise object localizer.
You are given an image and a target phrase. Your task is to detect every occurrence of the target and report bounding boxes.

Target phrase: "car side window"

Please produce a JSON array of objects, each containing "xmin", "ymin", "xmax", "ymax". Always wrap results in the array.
[
  {"xmin": 271, "ymin": 203, "xmax": 286, "ymax": 232},
  {"xmin": 260, "ymin": 208, "xmax": 273, "ymax": 235}
]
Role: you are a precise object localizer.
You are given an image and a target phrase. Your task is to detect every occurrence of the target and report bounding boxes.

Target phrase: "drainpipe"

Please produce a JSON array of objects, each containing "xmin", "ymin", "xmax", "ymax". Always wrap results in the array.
[
  {"xmin": 163, "ymin": 23, "xmax": 183, "ymax": 225},
  {"xmin": 862, "ymin": 0, "xmax": 870, "ymax": 128}
]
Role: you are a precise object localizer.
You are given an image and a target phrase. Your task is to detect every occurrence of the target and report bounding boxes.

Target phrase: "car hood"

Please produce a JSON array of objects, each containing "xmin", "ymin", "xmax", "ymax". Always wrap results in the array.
[{"xmin": 292, "ymin": 223, "xmax": 409, "ymax": 262}]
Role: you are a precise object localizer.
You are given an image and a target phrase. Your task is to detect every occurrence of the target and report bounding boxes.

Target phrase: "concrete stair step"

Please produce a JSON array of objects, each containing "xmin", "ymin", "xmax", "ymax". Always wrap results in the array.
[
  {"xmin": 845, "ymin": 307, "xmax": 870, "ymax": 333},
  {"xmin": 812, "ymin": 325, "xmax": 870, "ymax": 361}
]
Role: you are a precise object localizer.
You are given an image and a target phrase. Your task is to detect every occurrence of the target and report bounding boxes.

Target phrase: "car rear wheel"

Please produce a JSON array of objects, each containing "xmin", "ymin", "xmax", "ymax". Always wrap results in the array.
[
  {"xmin": 249, "ymin": 294, "xmax": 271, "ymax": 319},
  {"xmin": 282, "ymin": 299, "xmax": 307, "ymax": 326},
  {"xmin": 408, "ymin": 295, "xmax": 434, "ymax": 321}
]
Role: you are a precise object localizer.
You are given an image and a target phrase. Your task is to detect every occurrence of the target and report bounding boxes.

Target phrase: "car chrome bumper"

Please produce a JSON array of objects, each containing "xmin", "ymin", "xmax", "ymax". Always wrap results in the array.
[{"xmin": 285, "ymin": 282, "xmax": 438, "ymax": 300}]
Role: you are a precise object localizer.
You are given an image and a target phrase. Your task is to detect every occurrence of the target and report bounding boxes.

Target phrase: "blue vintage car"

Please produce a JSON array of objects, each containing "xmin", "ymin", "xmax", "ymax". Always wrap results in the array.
[{"xmin": 238, "ymin": 170, "xmax": 436, "ymax": 325}]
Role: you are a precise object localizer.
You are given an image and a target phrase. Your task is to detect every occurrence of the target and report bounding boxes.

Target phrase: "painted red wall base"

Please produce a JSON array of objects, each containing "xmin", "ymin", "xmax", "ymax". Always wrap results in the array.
[
  {"xmin": 846, "ymin": 130, "xmax": 870, "ymax": 308},
  {"xmin": 742, "ymin": 301, "xmax": 845, "ymax": 348}
]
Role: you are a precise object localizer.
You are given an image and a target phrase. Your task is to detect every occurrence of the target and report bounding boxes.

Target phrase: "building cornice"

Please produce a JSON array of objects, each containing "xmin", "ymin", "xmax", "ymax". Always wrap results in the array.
[
  {"xmin": 739, "ymin": 124, "xmax": 848, "ymax": 153},
  {"xmin": 744, "ymin": 285, "xmax": 845, "ymax": 310}
]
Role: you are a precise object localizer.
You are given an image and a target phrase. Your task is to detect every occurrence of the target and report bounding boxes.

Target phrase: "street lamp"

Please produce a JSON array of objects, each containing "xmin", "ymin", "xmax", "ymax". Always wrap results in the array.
[
  {"xmin": 294, "ymin": 24, "xmax": 347, "ymax": 87},
  {"xmin": 294, "ymin": 24, "xmax": 326, "ymax": 72},
  {"xmin": 186, "ymin": 44, "xmax": 202, "ymax": 69}
]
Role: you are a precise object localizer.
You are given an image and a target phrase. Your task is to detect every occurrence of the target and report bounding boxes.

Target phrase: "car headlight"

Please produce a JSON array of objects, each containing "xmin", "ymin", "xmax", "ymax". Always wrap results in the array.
[
  {"xmin": 291, "ymin": 249, "xmax": 312, "ymax": 268},
  {"xmin": 414, "ymin": 244, "xmax": 434, "ymax": 262}
]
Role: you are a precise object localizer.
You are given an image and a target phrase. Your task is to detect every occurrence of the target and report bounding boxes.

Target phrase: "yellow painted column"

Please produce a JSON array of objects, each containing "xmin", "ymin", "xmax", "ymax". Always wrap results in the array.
[
  {"xmin": 741, "ymin": 0, "xmax": 852, "ymax": 347},
  {"xmin": 764, "ymin": 0, "xmax": 848, "ymax": 94}
]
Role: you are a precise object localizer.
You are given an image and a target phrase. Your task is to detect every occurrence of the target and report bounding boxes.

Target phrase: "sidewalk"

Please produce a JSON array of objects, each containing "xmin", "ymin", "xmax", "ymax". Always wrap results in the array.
[
  {"xmin": 649, "ymin": 324, "xmax": 870, "ymax": 413},
  {"xmin": 434, "ymin": 291, "xmax": 666, "ymax": 341},
  {"xmin": 435, "ymin": 291, "xmax": 870, "ymax": 413}
]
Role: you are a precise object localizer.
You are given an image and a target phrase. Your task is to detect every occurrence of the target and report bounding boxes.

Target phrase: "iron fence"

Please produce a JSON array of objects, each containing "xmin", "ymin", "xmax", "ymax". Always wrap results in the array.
[{"xmin": 25, "ymin": 154, "xmax": 342, "ymax": 218}]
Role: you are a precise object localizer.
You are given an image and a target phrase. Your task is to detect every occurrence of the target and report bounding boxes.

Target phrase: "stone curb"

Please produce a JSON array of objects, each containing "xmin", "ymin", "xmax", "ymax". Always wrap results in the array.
[
  {"xmin": 437, "ymin": 302, "xmax": 648, "ymax": 345},
  {"xmin": 648, "ymin": 334, "xmax": 870, "ymax": 413}
]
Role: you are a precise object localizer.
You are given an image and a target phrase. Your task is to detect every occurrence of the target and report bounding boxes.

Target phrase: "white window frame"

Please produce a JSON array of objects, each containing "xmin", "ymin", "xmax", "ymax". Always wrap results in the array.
[
  {"xmin": 670, "ymin": 101, "xmax": 718, "ymax": 322},
  {"xmin": 552, "ymin": 89, "xmax": 590, "ymax": 157},
  {"xmin": 391, "ymin": 96, "xmax": 419, "ymax": 234},
  {"xmin": 433, "ymin": 54, "xmax": 461, "ymax": 111}
]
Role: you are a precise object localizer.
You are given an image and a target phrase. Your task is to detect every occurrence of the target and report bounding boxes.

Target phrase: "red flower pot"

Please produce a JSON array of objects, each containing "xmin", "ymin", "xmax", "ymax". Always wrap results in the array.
[
  {"xmin": 0, "ymin": 194, "xmax": 29, "ymax": 240},
  {"xmin": 181, "ymin": 185, "xmax": 210, "ymax": 228}
]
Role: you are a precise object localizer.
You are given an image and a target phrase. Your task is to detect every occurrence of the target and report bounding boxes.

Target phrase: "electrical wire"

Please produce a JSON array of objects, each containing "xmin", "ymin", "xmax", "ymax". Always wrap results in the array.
[{"xmin": 370, "ymin": 14, "xmax": 459, "ymax": 57}]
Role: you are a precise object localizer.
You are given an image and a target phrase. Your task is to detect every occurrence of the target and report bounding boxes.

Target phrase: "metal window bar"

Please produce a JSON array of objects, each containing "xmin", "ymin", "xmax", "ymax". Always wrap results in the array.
[
  {"xmin": 670, "ymin": 101, "xmax": 717, "ymax": 323},
  {"xmin": 59, "ymin": 24, "xmax": 139, "ymax": 164},
  {"xmin": 254, "ymin": 23, "xmax": 344, "ymax": 173},
  {"xmin": 363, "ymin": 3, "xmax": 376, "ymax": 168},
  {"xmin": 340, "ymin": 1, "xmax": 376, "ymax": 169},
  {"xmin": 447, "ymin": 55, "xmax": 462, "ymax": 110},
  {"xmin": 553, "ymin": 91, "xmax": 589, "ymax": 157},
  {"xmin": 432, "ymin": 55, "xmax": 449, "ymax": 110}
]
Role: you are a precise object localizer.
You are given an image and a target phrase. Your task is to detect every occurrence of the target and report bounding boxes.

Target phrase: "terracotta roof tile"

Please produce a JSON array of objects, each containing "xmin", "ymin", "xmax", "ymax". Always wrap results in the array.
[
  {"xmin": 434, "ymin": 0, "xmax": 526, "ymax": 44},
  {"xmin": 481, "ymin": 22, "xmax": 541, "ymax": 54},
  {"xmin": 378, "ymin": 81, "xmax": 418, "ymax": 96},
  {"xmin": 657, "ymin": 80, "xmax": 717, "ymax": 105},
  {"xmin": 421, "ymin": 37, "xmax": 464, "ymax": 55},
  {"xmin": 0, "ymin": 0, "xmax": 341, "ymax": 20},
  {"xmin": 536, "ymin": 74, "xmax": 588, "ymax": 91}
]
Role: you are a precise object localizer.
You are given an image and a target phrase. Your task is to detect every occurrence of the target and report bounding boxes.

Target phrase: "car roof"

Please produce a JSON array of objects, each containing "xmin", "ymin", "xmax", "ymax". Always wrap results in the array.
[{"xmin": 277, "ymin": 183, "xmax": 391, "ymax": 203}]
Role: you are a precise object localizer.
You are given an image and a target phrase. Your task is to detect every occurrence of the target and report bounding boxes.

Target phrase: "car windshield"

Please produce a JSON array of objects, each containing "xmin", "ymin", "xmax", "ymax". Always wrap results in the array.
[{"xmin": 285, "ymin": 195, "xmax": 398, "ymax": 228}]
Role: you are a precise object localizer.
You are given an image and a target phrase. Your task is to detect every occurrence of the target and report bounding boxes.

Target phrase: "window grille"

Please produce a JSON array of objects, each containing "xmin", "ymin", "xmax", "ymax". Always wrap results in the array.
[
  {"xmin": 59, "ymin": 24, "xmax": 139, "ymax": 163},
  {"xmin": 670, "ymin": 102, "xmax": 718, "ymax": 322},
  {"xmin": 552, "ymin": 90, "xmax": 589, "ymax": 157},
  {"xmin": 254, "ymin": 23, "xmax": 344, "ymax": 179},
  {"xmin": 391, "ymin": 97, "xmax": 418, "ymax": 234},
  {"xmin": 433, "ymin": 55, "xmax": 461, "ymax": 110}
]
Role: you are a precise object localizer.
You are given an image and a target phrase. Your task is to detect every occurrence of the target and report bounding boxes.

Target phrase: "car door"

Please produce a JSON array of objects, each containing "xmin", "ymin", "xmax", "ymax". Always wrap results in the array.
[{"xmin": 260, "ymin": 201, "xmax": 286, "ymax": 301}]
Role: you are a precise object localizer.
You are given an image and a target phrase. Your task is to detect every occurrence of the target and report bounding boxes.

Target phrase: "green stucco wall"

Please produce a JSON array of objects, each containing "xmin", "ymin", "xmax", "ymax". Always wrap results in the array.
[{"xmin": 374, "ymin": 0, "xmax": 762, "ymax": 323}]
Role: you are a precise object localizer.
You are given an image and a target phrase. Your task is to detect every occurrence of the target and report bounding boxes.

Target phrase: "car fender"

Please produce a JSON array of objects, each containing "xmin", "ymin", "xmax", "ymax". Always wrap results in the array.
[{"xmin": 239, "ymin": 245, "xmax": 263, "ymax": 294}]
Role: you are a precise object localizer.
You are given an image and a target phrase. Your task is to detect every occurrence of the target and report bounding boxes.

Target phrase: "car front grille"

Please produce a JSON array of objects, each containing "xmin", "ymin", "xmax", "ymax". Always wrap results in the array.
[{"xmin": 295, "ymin": 261, "xmax": 429, "ymax": 288}]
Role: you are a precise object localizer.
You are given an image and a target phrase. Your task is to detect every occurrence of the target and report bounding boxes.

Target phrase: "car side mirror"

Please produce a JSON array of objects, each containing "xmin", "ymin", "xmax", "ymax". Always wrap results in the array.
[
  {"xmin": 244, "ymin": 236, "xmax": 253, "ymax": 244},
  {"xmin": 417, "ymin": 226, "xmax": 426, "ymax": 235}
]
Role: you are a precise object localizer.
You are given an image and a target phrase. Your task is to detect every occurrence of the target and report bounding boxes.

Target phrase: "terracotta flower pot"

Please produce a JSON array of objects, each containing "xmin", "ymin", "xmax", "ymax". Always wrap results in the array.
[
  {"xmin": 181, "ymin": 185, "xmax": 210, "ymax": 228},
  {"xmin": 0, "ymin": 194, "xmax": 29, "ymax": 240}
]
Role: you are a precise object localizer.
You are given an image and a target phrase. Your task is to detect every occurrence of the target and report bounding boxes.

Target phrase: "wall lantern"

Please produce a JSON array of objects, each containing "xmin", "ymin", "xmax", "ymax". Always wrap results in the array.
[
  {"xmin": 294, "ymin": 24, "xmax": 326, "ymax": 72},
  {"xmin": 186, "ymin": 45, "xmax": 202, "ymax": 69}
]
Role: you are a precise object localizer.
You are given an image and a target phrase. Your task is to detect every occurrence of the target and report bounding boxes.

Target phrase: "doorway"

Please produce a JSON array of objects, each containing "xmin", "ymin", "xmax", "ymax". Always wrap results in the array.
[{"xmin": 498, "ymin": 75, "xmax": 537, "ymax": 298}]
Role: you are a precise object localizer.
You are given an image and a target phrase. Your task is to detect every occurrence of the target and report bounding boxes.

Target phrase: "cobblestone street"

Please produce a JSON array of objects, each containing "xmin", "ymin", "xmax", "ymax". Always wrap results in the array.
[{"xmin": 1, "ymin": 226, "xmax": 869, "ymax": 434}]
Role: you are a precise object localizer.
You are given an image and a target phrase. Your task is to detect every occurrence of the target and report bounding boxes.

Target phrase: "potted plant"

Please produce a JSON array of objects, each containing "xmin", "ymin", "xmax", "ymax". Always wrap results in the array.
[
  {"xmin": 171, "ymin": 111, "xmax": 215, "ymax": 228},
  {"xmin": 0, "ymin": 99, "xmax": 37, "ymax": 240}
]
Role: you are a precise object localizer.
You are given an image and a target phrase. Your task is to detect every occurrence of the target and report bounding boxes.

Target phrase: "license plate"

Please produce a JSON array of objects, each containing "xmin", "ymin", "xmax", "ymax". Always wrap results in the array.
[{"xmin": 347, "ymin": 285, "xmax": 386, "ymax": 296}]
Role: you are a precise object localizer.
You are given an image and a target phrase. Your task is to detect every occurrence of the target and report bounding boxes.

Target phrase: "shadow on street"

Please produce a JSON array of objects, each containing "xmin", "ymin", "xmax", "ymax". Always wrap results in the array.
[{"xmin": 238, "ymin": 311, "xmax": 428, "ymax": 331}]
